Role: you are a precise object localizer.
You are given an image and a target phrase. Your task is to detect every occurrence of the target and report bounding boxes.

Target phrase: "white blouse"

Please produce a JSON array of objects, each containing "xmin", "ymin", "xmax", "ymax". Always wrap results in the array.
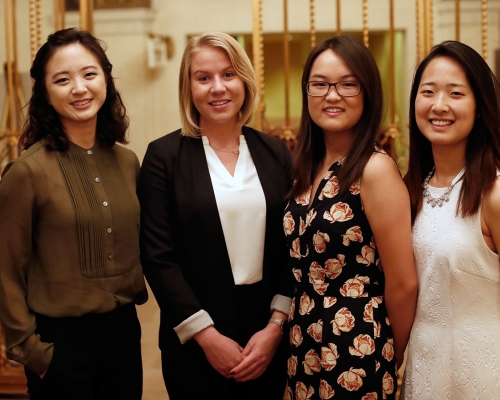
[{"xmin": 202, "ymin": 135, "xmax": 266, "ymax": 285}]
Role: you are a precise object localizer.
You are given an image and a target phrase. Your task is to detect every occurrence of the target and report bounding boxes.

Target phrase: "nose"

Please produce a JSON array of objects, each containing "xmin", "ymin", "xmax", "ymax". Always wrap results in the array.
[
  {"xmin": 210, "ymin": 76, "xmax": 226, "ymax": 94},
  {"xmin": 325, "ymin": 84, "xmax": 341, "ymax": 102},
  {"xmin": 72, "ymin": 78, "xmax": 88, "ymax": 95},
  {"xmin": 431, "ymin": 93, "xmax": 449, "ymax": 113}
]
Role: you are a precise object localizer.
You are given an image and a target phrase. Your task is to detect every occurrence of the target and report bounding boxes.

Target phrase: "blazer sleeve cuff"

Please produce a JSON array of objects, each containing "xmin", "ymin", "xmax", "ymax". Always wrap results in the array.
[
  {"xmin": 270, "ymin": 294, "xmax": 292, "ymax": 315},
  {"xmin": 174, "ymin": 310, "xmax": 214, "ymax": 344}
]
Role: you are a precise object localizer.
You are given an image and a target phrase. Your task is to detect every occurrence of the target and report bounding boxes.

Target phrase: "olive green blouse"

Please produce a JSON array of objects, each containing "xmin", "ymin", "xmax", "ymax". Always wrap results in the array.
[{"xmin": 0, "ymin": 140, "xmax": 147, "ymax": 375}]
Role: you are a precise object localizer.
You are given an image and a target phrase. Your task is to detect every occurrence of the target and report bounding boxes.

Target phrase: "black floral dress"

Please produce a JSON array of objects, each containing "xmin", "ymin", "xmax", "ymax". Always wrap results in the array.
[{"xmin": 283, "ymin": 159, "xmax": 397, "ymax": 400}]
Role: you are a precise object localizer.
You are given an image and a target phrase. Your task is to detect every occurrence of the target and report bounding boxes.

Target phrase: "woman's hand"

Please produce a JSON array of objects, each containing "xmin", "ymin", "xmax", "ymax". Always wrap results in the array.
[
  {"xmin": 229, "ymin": 322, "xmax": 283, "ymax": 382},
  {"xmin": 194, "ymin": 326, "xmax": 245, "ymax": 378}
]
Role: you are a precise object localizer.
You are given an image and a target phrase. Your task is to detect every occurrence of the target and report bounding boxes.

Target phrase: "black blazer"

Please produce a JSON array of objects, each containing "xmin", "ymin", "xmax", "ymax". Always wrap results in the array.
[{"xmin": 138, "ymin": 127, "xmax": 293, "ymax": 350}]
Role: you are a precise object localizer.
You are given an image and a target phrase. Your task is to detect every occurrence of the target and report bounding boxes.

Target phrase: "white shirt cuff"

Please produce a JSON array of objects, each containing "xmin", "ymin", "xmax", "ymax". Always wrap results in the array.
[
  {"xmin": 270, "ymin": 294, "xmax": 292, "ymax": 316},
  {"xmin": 174, "ymin": 310, "xmax": 214, "ymax": 344}
]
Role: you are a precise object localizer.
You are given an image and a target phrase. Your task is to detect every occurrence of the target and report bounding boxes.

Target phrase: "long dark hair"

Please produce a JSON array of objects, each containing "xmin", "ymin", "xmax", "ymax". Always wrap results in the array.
[
  {"xmin": 404, "ymin": 40, "xmax": 500, "ymax": 223},
  {"xmin": 289, "ymin": 35, "xmax": 384, "ymax": 199},
  {"xmin": 19, "ymin": 28, "xmax": 129, "ymax": 152}
]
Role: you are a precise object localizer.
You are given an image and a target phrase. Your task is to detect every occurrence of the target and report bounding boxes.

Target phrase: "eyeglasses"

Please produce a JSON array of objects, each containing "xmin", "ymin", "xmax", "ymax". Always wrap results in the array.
[{"xmin": 306, "ymin": 81, "xmax": 361, "ymax": 97}]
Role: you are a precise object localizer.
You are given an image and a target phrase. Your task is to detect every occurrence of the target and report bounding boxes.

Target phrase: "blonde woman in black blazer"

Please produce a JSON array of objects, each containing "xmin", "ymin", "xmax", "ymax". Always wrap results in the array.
[{"xmin": 138, "ymin": 32, "xmax": 293, "ymax": 400}]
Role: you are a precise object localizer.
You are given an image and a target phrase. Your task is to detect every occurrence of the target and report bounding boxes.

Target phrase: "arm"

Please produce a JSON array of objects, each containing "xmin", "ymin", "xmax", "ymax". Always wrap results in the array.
[
  {"xmin": 0, "ymin": 161, "xmax": 53, "ymax": 376},
  {"xmin": 481, "ymin": 175, "xmax": 500, "ymax": 254},
  {"xmin": 360, "ymin": 153, "xmax": 418, "ymax": 368},
  {"xmin": 137, "ymin": 140, "xmax": 244, "ymax": 376}
]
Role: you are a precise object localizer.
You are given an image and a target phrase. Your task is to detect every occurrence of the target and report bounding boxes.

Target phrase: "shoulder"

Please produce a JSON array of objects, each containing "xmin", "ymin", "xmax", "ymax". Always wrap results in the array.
[
  {"xmin": 243, "ymin": 126, "xmax": 291, "ymax": 162},
  {"xmin": 362, "ymin": 150, "xmax": 401, "ymax": 182},
  {"xmin": 2, "ymin": 142, "xmax": 52, "ymax": 178}
]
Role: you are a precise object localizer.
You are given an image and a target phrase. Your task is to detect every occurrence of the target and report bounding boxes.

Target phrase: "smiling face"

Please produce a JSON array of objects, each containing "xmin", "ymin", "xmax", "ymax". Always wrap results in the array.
[
  {"xmin": 307, "ymin": 49, "xmax": 364, "ymax": 138},
  {"xmin": 45, "ymin": 43, "xmax": 107, "ymax": 135},
  {"xmin": 189, "ymin": 46, "xmax": 245, "ymax": 130},
  {"xmin": 416, "ymin": 56, "xmax": 476, "ymax": 151}
]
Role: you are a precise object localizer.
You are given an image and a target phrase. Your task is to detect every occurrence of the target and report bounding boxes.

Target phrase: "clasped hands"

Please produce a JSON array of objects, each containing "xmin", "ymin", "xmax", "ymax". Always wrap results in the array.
[{"xmin": 194, "ymin": 324, "xmax": 283, "ymax": 382}]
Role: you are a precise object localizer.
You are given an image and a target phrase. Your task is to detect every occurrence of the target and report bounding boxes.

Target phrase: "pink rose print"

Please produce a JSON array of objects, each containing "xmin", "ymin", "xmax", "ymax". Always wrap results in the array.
[
  {"xmin": 356, "ymin": 245, "xmax": 375, "ymax": 266},
  {"xmin": 299, "ymin": 292, "xmax": 315, "ymax": 316},
  {"xmin": 382, "ymin": 371, "xmax": 395, "ymax": 399},
  {"xmin": 382, "ymin": 338, "xmax": 395, "ymax": 362},
  {"xmin": 313, "ymin": 231, "xmax": 330, "ymax": 253},
  {"xmin": 319, "ymin": 379, "xmax": 335, "ymax": 399},
  {"xmin": 323, "ymin": 202, "xmax": 354, "ymax": 224},
  {"xmin": 340, "ymin": 275, "xmax": 370, "ymax": 298},
  {"xmin": 296, "ymin": 187, "xmax": 312, "ymax": 206},
  {"xmin": 323, "ymin": 296, "xmax": 337, "ymax": 308},
  {"xmin": 290, "ymin": 238, "xmax": 309, "ymax": 260},
  {"xmin": 305, "ymin": 209, "xmax": 317, "ymax": 227},
  {"xmin": 283, "ymin": 211, "xmax": 295, "ymax": 236},
  {"xmin": 364, "ymin": 297, "xmax": 383, "ymax": 337},
  {"xmin": 318, "ymin": 176, "xmax": 340, "ymax": 200},
  {"xmin": 323, "ymin": 170, "xmax": 333, "ymax": 180},
  {"xmin": 295, "ymin": 381, "xmax": 315, "ymax": 400},
  {"xmin": 299, "ymin": 217, "xmax": 306, "ymax": 235},
  {"xmin": 324, "ymin": 255, "xmax": 345, "ymax": 280},
  {"xmin": 342, "ymin": 225, "xmax": 363, "ymax": 246},
  {"xmin": 308, "ymin": 262, "xmax": 329, "ymax": 295},
  {"xmin": 370, "ymin": 236, "xmax": 376, "ymax": 248},
  {"xmin": 349, "ymin": 180, "xmax": 361, "ymax": 195},
  {"xmin": 292, "ymin": 268, "xmax": 302, "ymax": 282},
  {"xmin": 289, "ymin": 298, "xmax": 295, "ymax": 322},
  {"xmin": 362, "ymin": 393, "xmax": 379, "ymax": 400},
  {"xmin": 290, "ymin": 325, "xmax": 303, "ymax": 347},
  {"xmin": 349, "ymin": 334, "xmax": 376, "ymax": 358},
  {"xmin": 375, "ymin": 360, "xmax": 380, "ymax": 371},
  {"xmin": 307, "ymin": 320, "xmax": 323, "ymax": 343},
  {"xmin": 337, "ymin": 367, "xmax": 366, "ymax": 391},
  {"xmin": 386, "ymin": 317, "xmax": 391, "ymax": 326},
  {"xmin": 287, "ymin": 355, "xmax": 298, "ymax": 377},
  {"xmin": 303, "ymin": 349, "xmax": 321, "ymax": 375},
  {"xmin": 331, "ymin": 307, "xmax": 355, "ymax": 335},
  {"xmin": 284, "ymin": 384, "xmax": 293, "ymax": 400},
  {"xmin": 320, "ymin": 343, "xmax": 339, "ymax": 371}
]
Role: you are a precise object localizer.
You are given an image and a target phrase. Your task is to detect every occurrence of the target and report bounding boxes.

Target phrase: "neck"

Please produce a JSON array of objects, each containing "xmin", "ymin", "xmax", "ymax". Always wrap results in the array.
[
  {"xmin": 64, "ymin": 120, "xmax": 97, "ymax": 149},
  {"xmin": 201, "ymin": 121, "xmax": 242, "ymax": 147},
  {"xmin": 323, "ymin": 130, "xmax": 353, "ymax": 165},
  {"xmin": 430, "ymin": 144, "xmax": 466, "ymax": 187}
]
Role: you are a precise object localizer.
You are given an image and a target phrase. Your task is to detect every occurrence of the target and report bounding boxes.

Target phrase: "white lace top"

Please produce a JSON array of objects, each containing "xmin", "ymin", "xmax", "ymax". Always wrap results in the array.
[{"xmin": 402, "ymin": 179, "xmax": 500, "ymax": 399}]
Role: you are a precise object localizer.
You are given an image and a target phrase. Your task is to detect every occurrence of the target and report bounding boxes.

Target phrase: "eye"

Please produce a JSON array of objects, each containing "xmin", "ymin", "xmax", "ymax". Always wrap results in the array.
[
  {"xmin": 85, "ymin": 72, "xmax": 97, "ymax": 78},
  {"xmin": 55, "ymin": 77, "xmax": 69, "ymax": 84},
  {"xmin": 197, "ymin": 75, "xmax": 209, "ymax": 82},
  {"xmin": 224, "ymin": 71, "xmax": 235, "ymax": 78},
  {"xmin": 450, "ymin": 91, "xmax": 464, "ymax": 97},
  {"xmin": 310, "ymin": 81, "xmax": 328, "ymax": 87},
  {"xmin": 341, "ymin": 82, "xmax": 358, "ymax": 88},
  {"xmin": 420, "ymin": 89, "xmax": 434, "ymax": 95}
]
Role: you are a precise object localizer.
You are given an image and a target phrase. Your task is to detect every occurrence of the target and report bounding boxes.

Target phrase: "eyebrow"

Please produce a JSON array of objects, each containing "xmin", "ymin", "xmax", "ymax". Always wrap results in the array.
[
  {"xmin": 50, "ymin": 65, "xmax": 98, "ymax": 79},
  {"xmin": 191, "ymin": 65, "xmax": 234, "ymax": 75},
  {"xmin": 420, "ymin": 81, "xmax": 468, "ymax": 89},
  {"xmin": 309, "ymin": 73, "xmax": 357, "ymax": 80}
]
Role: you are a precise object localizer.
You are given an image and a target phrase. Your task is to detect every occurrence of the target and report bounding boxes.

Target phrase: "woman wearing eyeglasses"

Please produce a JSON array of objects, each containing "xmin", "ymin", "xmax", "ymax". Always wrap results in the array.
[{"xmin": 282, "ymin": 35, "xmax": 417, "ymax": 399}]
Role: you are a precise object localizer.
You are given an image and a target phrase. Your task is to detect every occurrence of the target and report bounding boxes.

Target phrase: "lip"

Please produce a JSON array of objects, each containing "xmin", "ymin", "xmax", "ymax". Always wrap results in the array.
[
  {"xmin": 209, "ymin": 100, "xmax": 230, "ymax": 107},
  {"xmin": 429, "ymin": 118, "xmax": 454, "ymax": 128},
  {"xmin": 71, "ymin": 99, "xmax": 92, "ymax": 108}
]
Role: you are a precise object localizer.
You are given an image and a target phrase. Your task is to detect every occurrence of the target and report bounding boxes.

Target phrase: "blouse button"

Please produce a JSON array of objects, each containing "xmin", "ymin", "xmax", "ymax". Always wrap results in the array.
[
  {"xmin": 107, "ymin": 228, "xmax": 112, "ymax": 234},
  {"xmin": 87, "ymin": 150, "xmax": 92, "ymax": 155},
  {"xmin": 95, "ymin": 177, "xmax": 100, "ymax": 183},
  {"xmin": 103, "ymin": 201, "xmax": 108, "ymax": 207},
  {"xmin": 108, "ymin": 254, "xmax": 113, "ymax": 260}
]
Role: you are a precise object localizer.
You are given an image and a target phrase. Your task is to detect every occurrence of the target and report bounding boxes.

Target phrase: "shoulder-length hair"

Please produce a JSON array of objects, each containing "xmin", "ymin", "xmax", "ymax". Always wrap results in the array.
[
  {"xmin": 404, "ymin": 40, "xmax": 500, "ymax": 223},
  {"xmin": 178, "ymin": 32, "xmax": 257, "ymax": 138},
  {"xmin": 19, "ymin": 27, "xmax": 129, "ymax": 152},
  {"xmin": 289, "ymin": 35, "xmax": 384, "ymax": 199}
]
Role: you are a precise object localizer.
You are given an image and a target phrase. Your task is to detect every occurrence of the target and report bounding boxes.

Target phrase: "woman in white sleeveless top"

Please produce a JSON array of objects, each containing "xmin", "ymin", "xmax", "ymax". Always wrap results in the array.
[{"xmin": 402, "ymin": 41, "xmax": 500, "ymax": 399}]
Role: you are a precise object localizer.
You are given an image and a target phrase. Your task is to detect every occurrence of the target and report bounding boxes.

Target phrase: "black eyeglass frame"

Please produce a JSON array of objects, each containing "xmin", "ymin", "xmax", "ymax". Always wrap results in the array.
[{"xmin": 305, "ymin": 81, "xmax": 362, "ymax": 97}]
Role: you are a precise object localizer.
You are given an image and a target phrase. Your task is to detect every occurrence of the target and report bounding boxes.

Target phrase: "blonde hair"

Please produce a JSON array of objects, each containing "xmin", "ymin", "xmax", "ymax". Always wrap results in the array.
[{"xmin": 178, "ymin": 32, "xmax": 257, "ymax": 137}]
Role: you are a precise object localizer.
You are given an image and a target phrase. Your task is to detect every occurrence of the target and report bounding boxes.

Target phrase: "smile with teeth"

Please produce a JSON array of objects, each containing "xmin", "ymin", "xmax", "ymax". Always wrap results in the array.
[
  {"xmin": 72, "ymin": 99, "xmax": 91, "ymax": 106},
  {"xmin": 430, "ymin": 119, "xmax": 453, "ymax": 126},
  {"xmin": 210, "ymin": 100, "xmax": 230, "ymax": 106},
  {"xmin": 325, "ymin": 107, "xmax": 343, "ymax": 113}
]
